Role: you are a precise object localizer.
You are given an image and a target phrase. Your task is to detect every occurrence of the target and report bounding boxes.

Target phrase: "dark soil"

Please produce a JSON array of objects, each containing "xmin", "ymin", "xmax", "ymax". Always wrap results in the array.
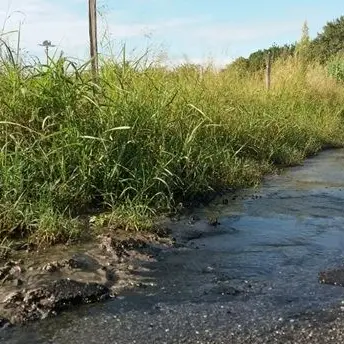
[
  {"xmin": 1, "ymin": 279, "xmax": 111, "ymax": 325},
  {"xmin": 0, "ymin": 229, "xmax": 173, "ymax": 328}
]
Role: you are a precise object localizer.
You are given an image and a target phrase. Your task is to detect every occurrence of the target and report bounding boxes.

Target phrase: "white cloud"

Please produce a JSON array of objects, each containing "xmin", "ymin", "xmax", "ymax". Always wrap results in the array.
[
  {"xmin": 1, "ymin": 0, "xmax": 88, "ymax": 58},
  {"xmin": 0, "ymin": 0, "xmax": 302, "ymax": 64},
  {"xmin": 167, "ymin": 55, "xmax": 231, "ymax": 69},
  {"xmin": 190, "ymin": 21, "xmax": 300, "ymax": 43},
  {"xmin": 0, "ymin": 0, "xmax": 160, "ymax": 59}
]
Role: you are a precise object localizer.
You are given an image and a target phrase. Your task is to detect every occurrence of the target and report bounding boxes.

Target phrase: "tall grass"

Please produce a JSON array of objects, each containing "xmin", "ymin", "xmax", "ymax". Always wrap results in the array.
[{"xmin": 1, "ymin": 49, "xmax": 344, "ymax": 244}]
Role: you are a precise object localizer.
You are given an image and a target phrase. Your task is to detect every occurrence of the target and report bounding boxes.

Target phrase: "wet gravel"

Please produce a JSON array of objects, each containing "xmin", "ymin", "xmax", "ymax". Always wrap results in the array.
[{"xmin": 3, "ymin": 297, "xmax": 344, "ymax": 343}]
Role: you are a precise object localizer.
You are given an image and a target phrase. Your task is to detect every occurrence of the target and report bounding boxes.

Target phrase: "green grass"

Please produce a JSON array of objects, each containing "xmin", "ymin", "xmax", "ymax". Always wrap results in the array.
[{"xmin": 1, "ymin": 51, "xmax": 344, "ymax": 245}]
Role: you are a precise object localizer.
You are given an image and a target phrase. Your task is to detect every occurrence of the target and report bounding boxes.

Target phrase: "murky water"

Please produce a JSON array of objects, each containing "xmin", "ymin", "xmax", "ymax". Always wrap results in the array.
[{"xmin": 3, "ymin": 149, "xmax": 344, "ymax": 343}]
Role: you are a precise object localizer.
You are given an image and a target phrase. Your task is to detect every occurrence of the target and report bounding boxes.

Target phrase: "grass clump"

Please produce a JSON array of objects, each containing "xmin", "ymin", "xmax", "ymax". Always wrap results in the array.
[{"xmin": 1, "ymin": 50, "xmax": 344, "ymax": 245}]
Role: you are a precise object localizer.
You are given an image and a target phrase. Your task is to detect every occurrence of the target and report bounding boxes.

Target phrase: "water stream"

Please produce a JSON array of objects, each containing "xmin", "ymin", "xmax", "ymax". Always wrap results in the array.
[{"xmin": 2, "ymin": 149, "xmax": 344, "ymax": 343}]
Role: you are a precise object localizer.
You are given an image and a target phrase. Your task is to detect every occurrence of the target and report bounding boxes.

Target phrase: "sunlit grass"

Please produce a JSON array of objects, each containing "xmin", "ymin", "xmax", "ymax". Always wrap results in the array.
[{"xmin": 1, "ymin": 49, "xmax": 344, "ymax": 245}]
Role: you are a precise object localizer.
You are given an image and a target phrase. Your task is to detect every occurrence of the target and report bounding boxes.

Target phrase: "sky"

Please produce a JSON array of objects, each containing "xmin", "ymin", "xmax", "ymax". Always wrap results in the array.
[{"xmin": 1, "ymin": 0, "xmax": 344, "ymax": 66}]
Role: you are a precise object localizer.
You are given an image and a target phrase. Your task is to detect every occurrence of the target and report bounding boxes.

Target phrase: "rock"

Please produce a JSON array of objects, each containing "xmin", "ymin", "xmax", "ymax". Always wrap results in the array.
[
  {"xmin": 319, "ymin": 267, "xmax": 344, "ymax": 286},
  {"xmin": 41, "ymin": 261, "xmax": 62, "ymax": 272},
  {"xmin": 66, "ymin": 253, "xmax": 102, "ymax": 271},
  {"xmin": 202, "ymin": 266, "xmax": 215, "ymax": 273}
]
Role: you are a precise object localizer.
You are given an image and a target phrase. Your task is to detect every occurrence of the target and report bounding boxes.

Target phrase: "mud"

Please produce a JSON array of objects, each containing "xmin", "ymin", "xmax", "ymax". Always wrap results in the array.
[
  {"xmin": 0, "ymin": 230, "xmax": 173, "ymax": 327},
  {"xmin": 1, "ymin": 279, "xmax": 110, "ymax": 325}
]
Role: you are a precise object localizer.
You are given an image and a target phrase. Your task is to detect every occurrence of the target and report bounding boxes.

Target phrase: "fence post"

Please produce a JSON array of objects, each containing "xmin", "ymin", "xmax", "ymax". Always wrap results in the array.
[
  {"xmin": 88, "ymin": 0, "xmax": 99, "ymax": 80},
  {"xmin": 265, "ymin": 51, "xmax": 271, "ymax": 90}
]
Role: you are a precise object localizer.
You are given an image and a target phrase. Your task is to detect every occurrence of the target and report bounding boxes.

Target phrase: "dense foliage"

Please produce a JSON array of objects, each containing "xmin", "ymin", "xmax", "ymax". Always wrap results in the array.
[
  {"xmin": 311, "ymin": 16, "xmax": 344, "ymax": 63},
  {"xmin": 226, "ymin": 44, "xmax": 296, "ymax": 73},
  {"xmin": 226, "ymin": 16, "xmax": 344, "ymax": 80}
]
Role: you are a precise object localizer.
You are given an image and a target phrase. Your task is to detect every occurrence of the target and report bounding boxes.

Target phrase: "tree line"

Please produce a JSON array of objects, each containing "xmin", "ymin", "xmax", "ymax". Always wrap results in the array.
[{"xmin": 225, "ymin": 16, "xmax": 344, "ymax": 78}]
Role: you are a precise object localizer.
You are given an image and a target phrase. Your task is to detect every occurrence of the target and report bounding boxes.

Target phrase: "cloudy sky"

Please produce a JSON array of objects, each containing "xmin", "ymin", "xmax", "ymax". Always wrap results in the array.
[{"xmin": 0, "ymin": 0, "xmax": 343, "ymax": 66}]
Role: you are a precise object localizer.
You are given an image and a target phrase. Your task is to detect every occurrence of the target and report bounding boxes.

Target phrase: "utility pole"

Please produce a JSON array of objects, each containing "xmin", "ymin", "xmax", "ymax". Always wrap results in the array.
[
  {"xmin": 265, "ymin": 50, "xmax": 272, "ymax": 90},
  {"xmin": 88, "ymin": 0, "xmax": 99, "ymax": 80}
]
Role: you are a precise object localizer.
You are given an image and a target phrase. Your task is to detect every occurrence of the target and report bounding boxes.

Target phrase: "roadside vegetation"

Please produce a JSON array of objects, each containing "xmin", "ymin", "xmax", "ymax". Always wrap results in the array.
[{"xmin": 1, "ymin": 16, "xmax": 344, "ymax": 245}]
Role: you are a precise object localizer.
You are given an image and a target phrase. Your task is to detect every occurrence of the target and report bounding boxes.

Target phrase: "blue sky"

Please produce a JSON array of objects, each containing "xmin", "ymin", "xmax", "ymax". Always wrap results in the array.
[{"xmin": 1, "ymin": 0, "xmax": 344, "ymax": 66}]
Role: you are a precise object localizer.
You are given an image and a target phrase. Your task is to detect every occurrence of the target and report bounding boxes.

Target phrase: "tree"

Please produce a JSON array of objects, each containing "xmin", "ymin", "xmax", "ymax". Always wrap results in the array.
[
  {"xmin": 245, "ymin": 44, "xmax": 295, "ymax": 73},
  {"xmin": 295, "ymin": 21, "xmax": 311, "ymax": 60},
  {"xmin": 224, "ymin": 44, "xmax": 296, "ymax": 74},
  {"xmin": 311, "ymin": 16, "xmax": 344, "ymax": 63},
  {"xmin": 224, "ymin": 57, "xmax": 249, "ymax": 75}
]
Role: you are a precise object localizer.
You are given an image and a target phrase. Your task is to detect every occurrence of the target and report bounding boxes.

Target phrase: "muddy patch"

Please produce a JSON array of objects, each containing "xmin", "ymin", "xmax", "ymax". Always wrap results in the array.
[
  {"xmin": 0, "ymin": 229, "xmax": 173, "ymax": 327},
  {"xmin": 1, "ymin": 279, "xmax": 110, "ymax": 325}
]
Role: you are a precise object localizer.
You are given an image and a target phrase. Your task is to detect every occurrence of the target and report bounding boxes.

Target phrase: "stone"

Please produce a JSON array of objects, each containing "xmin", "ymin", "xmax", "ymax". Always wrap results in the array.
[
  {"xmin": 319, "ymin": 267, "xmax": 344, "ymax": 286},
  {"xmin": 42, "ymin": 261, "xmax": 61, "ymax": 272}
]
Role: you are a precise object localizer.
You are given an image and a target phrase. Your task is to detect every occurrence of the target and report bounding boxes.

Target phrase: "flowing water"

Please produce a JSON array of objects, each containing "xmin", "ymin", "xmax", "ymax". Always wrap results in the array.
[{"xmin": 2, "ymin": 149, "xmax": 344, "ymax": 343}]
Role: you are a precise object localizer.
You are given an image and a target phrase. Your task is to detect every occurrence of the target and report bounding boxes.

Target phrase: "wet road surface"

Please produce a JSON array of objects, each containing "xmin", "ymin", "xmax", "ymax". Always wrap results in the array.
[{"xmin": 3, "ymin": 149, "xmax": 344, "ymax": 343}]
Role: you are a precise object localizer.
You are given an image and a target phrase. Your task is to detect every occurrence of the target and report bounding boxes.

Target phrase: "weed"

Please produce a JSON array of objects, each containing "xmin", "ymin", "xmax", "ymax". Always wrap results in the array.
[{"xmin": 0, "ymin": 50, "xmax": 344, "ymax": 244}]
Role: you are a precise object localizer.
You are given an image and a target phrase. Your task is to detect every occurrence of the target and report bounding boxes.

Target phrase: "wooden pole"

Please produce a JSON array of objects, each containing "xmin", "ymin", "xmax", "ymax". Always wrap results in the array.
[
  {"xmin": 88, "ymin": 0, "xmax": 99, "ymax": 80},
  {"xmin": 265, "ymin": 51, "xmax": 271, "ymax": 90},
  {"xmin": 16, "ymin": 21, "xmax": 21, "ymax": 66}
]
